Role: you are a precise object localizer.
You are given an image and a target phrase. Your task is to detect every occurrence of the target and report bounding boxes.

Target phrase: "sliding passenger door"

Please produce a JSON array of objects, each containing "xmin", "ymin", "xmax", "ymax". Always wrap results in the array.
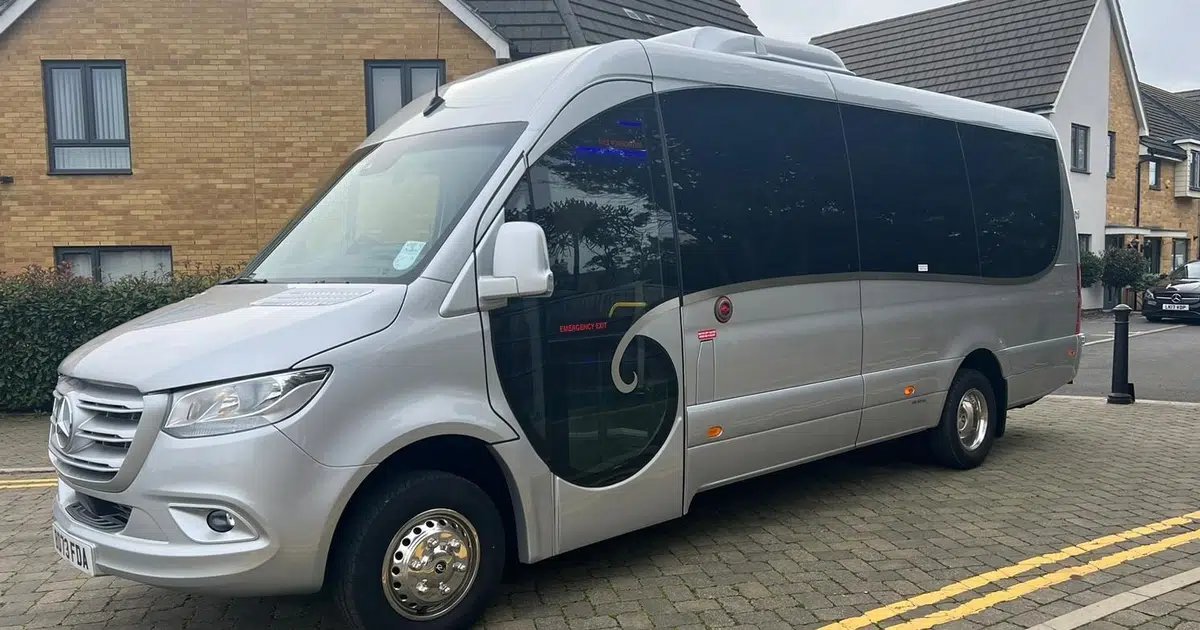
[
  {"xmin": 652, "ymin": 84, "xmax": 866, "ymax": 501},
  {"xmin": 482, "ymin": 81, "xmax": 686, "ymax": 556}
]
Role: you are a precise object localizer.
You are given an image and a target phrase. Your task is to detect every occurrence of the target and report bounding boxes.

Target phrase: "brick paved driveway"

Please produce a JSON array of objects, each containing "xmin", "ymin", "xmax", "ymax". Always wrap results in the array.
[
  {"xmin": 1, "ymin": 397, "xmax": 1198, "ymax": 629},
  {"xmin": 0, "ymin": 414, "xmax": 52, "ymax": 471}
]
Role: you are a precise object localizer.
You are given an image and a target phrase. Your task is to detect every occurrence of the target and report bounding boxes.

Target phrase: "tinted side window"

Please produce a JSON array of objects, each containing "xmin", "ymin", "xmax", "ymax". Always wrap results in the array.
[
  {"xmin": 488, "ymin": 95, "xmax": 680, "ymax": 488},
  {"xmin": 658, "ymin": 87, "xmax": 859, "ymax": 294},
  {"xmin": 958, "ymin": 124, "xmax": 1062, "ymax": 278},
  {"xmin": 840, "ymin": 104, "xmax": 980, "ymax": 276}
]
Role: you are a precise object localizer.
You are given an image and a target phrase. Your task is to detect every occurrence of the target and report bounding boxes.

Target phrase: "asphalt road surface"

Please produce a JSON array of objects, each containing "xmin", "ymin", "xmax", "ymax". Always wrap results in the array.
[{"xmin": 1057, "ymin": 317, "xmax": 1199, "ymax": 402}]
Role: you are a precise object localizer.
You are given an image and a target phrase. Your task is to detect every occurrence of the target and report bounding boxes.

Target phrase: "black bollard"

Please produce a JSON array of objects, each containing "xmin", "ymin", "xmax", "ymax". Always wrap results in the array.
[{"xmin": 1106, "ymin": 304, "xmax": 1135, "ymax": 404}]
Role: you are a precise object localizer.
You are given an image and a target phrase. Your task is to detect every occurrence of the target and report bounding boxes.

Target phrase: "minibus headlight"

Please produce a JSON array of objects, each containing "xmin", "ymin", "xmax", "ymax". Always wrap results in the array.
[{"xmin": 163, "ymin": 368, "xmax": 330, "ymax": 438}]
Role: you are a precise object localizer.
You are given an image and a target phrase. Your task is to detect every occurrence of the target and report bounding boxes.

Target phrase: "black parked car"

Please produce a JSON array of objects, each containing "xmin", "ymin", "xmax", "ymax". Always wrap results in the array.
[{"xmin": 1143, "ymin": 260, "xmax": 1200, "ymax": 322}]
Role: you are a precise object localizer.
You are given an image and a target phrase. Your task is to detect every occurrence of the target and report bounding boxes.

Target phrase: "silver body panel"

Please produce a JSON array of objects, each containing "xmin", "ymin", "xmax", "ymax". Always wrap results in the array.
[
  {"xmin": 58, "ymin": 283, "xmax": 407, "ymax": 393},
  {"xmin": 48, "ymin": 28, "xmax": 1082, "ymax": 596}
]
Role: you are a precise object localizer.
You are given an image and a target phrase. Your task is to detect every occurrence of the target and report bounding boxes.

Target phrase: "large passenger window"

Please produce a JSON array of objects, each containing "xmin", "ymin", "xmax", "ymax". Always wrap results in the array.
[
  {"xmin": 840, "ymin": 104, "xmax": 980, "ymax": 276},
  {"xmin": 658, "ymin": 87, "xmax": 860, "ymax": 293},
  {"xmin": 958, "ymin": 124, "xmax": 1062, "ymax": 278},
  {"xmin": 487, "ymin": 96, "xmax": 680, "ymax": 488}
]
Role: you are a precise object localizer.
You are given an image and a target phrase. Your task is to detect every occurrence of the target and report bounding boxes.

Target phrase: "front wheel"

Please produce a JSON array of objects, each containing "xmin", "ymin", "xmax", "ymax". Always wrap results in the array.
[
  {"xmin": 331, "ymin": 470, "xmax": 506, "ymax": 630},
  {"xmin": 1144, "ymin": 315, "xmax": 1163, "ymax": 322},
  {"xmin": 926, "ymin": 368, "xmax": 998, "ymax": 470}
]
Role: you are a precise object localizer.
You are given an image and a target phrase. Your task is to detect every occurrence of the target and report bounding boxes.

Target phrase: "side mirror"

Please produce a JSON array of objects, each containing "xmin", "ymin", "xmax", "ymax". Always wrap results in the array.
[{"xmin": 477, "ymin": 221, "xmax": 554, "ymax": 301}]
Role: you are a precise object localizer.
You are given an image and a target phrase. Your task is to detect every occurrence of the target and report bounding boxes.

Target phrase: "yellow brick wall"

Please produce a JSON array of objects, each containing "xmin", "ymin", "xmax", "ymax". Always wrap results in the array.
[
  {"xmin": 1138, "ymin": 160, "xmax": 1200, "ymax": 272},
  {"xmin": 1103, "ymin": 30, "xmax": 1199, "ymax": 272},
  {"xmin": 1105, "ymin": 31, "xmax": 1139, "ymax": 229},
  {"xmin": 0, "ymin": 0, "xmax": 497, "ymax": 274}
]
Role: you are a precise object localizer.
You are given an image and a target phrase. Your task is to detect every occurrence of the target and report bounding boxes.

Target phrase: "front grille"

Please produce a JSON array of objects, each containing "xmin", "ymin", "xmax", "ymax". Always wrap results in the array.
[
  {"xmin": 49, "ymin": 379, "xmax": 144, "ymax": 483},
  {"xmin": 66, "ymin": 494, "xmax": 132, "ymax": 532},
  {"xmin": 1152, "ymin": 291, "xmax": 1200, "ymax": 304}
]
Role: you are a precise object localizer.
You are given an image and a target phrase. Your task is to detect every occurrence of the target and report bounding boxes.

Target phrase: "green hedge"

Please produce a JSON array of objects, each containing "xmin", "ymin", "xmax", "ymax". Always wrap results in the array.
[{"xmin": 0, "ymin": 263, "xmax": 237, "ymax": 413}]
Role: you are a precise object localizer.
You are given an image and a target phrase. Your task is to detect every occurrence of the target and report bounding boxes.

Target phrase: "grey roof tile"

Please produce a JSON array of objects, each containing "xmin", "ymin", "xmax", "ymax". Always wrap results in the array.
[
  {"xmin": 463, "ymin": 0, "xmax": 759, "ymax": 57},
  {"xmin": 465, "ymin": 0, "xmax": 575, "ymax": 56},
  {"xmin": 569, "ymin": 0, "xmax": 759, "ymax": 44},
  {"xmin": 1140, "ymin": 82, "xmax": 1200, "ymax": 159},
  {"xmin": 810, "ymin": 0, "xmax": 1097, "ymax": 112},
  {"xmin": 1177, "ymin": 89, "xmax": 1200, "ymax": 103}
]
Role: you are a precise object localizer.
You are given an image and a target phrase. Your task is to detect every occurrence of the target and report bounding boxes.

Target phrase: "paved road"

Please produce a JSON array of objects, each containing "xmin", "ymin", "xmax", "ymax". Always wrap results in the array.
[
  {"xmin": 1, "ymin": 397, "xmax": 1198, "ymax": 629},
  {"xmin": 1057, "ymin": 320, "xmax": 1200, "ymax": 403},
  {"xmin": 0, "ymin": 414, "xmax": 49, "ymax": 471},
  {"xmin": 1073, "ymin": 580, "xmax": 1200, "ymax": 630}
]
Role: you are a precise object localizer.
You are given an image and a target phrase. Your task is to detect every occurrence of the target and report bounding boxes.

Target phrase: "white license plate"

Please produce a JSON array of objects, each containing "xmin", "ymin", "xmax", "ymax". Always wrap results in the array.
[
  {"xmin": 52, "ymin": 522, "xmax": 96, "ymax": 576},
  {"xmin": 1162, "ymin": 304, "xmax": 1189, "ymax": 311}
]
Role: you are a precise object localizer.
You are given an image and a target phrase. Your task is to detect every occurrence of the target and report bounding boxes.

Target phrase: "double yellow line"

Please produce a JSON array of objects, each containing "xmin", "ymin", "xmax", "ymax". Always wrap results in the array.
[
  {"xmin": 0, "ymin": 477, "xmax": 58, "ymax": 491},
  {"xmin": 821, "ymin": 509, "xmax": 1200, "ymax": 630}
]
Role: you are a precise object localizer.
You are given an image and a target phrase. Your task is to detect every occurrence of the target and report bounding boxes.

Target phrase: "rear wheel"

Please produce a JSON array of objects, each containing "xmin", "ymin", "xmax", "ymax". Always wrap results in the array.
[
  {"xmin": 926, "ymin": 368, "xmax": 997, "ymax": 470},
  {"xmin": 331, "ymin": 470, "xmax": 506, "ymax": 630}
]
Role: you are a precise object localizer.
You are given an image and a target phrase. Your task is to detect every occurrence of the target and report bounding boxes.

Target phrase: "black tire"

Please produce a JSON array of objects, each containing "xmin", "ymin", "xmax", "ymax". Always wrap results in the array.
[
  {"xmin": 1145, "ymin": 315, "xmax": 1163, "ymax": 322},
  {"xmin": 926, "ymin": 368, "xmax": 998, "ymax": 470},
  {"xmin": 331, "ymin": 470, "xmax": 506, "ymax": 630}
]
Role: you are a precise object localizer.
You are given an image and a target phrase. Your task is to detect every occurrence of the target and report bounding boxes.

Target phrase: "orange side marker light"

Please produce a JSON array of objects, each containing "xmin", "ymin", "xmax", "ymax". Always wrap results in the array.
[
  {"xmin": 904, "ymin": 385, "xmax": 916, "ymax": 397},
  {"xmin": 707, "ymin": 426, "xmax": 723, "ymax": 439}
]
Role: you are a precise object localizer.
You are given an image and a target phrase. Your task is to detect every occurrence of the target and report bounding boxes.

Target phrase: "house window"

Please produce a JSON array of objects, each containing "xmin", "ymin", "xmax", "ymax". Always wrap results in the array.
[
  {"xmin": 365, "ymin": 61, "xmax": 446, "ymax": 133},
  {"xmin": 1191, "ymin": 151, "xmax": 1200, "ymax": 191},
  {"xmin": 42, "ymin": 61, "xmax": 131, "ymax": 174},
  {"xmin": 1070, "ymin": 124, "xmax": 1089, "ymax": 173},
  {"xmin": 1107, "ymin": 131, "xmax": 1116, "ymax": 178},
  {"xmin": 54, "ymin": 246, "xmax": 172, "ymax": 283},
  {"xmin": 1173, "ymin": 238, "xmax": 1190, "ymax": 269},
  {"xmin": 1143, "ymin": 237, "xmax": 1162, "ymax": 274},
  {"xmin": 1148, "ymin": 159, "xmax": 1161, "ymax": 190},
  {"xmin": 1078, "ymin": 233, "xmax": 1092, "ymax": 254}
]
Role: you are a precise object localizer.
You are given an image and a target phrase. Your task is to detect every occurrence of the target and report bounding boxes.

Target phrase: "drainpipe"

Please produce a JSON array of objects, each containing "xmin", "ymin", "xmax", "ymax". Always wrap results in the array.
[{"xmin": 1134, "ymin": 157, "xmax": 1143, "ymax": 228}]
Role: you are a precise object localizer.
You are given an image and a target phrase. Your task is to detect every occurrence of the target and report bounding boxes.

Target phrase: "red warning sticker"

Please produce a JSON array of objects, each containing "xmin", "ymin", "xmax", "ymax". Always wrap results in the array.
[
  {"xmin": 698, "ymin": 329, "xmax": 717, "ymax": 341},
  {"xmin": 560, "ymin": 321, "xmax": 609, "ymax": 334}
]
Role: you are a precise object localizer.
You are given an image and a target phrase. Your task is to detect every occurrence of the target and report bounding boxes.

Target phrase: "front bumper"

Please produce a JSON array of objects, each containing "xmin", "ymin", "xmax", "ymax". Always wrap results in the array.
[
  {"xmin": 51, "ymin": 424, "xmax": 368, "ymax": 596},
  {"xmin": 1142, "ymin": 298, "xmax": 1200, "ymax": 320}
]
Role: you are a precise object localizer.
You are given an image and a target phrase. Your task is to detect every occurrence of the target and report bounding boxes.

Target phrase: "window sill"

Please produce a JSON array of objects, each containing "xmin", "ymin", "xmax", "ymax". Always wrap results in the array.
[
  {"xmin": 1106, "ymin": 173, "xmax": 1115, "ymax": 179},
  {"xmin": 1071, "ymin": 167, "xmax": 1090, "ymax": 175},
  {"xmin": 48, "ymin": 169, "xmax": 134, "ymax": 176}
]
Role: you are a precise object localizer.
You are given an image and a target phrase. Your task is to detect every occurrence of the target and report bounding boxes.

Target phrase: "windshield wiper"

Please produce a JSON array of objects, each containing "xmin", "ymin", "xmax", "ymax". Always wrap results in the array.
[{"xmin": 217, "ymin": 276, "xmax": 268, "ymax": 285}]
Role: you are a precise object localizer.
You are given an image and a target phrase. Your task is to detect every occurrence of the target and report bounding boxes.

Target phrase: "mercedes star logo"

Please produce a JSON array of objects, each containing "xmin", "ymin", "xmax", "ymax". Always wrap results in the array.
[
  {"xmin": 1172, "ymin": 293, "xmax": 1183, "ymax": 303},
  {"xmin": 52, "ymin": 397, "xmax": 74, "ymax": 451}
]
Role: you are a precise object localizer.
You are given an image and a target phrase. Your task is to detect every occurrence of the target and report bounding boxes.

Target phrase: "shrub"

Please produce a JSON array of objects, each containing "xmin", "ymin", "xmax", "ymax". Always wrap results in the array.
[
  {"xmin": 1132, "ymin": 272, "xmax": 1161, "ymax": 293},
  {"xmin": 0, "ymin": 262, "xmax": 237, "ymax": 412},
  {"xmin": 1079, "ymin": 249, "xmax": 1104, "ymax": 288},
  {"xmin": 1100, "ymin": 247, "xmax": 1146, "ymax": 290}
]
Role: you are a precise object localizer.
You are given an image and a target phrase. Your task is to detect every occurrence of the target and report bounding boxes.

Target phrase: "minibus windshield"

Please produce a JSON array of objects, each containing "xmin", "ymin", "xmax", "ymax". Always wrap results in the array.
[{"xmin": 245, "ymin": 122, "xmax": 526, "ymax": 283}]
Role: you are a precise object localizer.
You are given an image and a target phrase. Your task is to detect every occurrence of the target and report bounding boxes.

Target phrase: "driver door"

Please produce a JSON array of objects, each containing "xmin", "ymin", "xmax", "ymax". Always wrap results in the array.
[{"xmin": 479, "ymin": 81, "xmax": 687, "ymax": 555}]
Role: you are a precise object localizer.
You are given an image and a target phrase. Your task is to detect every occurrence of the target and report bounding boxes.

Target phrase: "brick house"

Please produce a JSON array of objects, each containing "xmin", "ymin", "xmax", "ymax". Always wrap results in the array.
[
  {"xmin": 1109, "ymin": 82, "xmax": 1200, "ymax": 274},
  {"xmin": 810, "ymin": 0, "xmax": 1148, "ymax": 311},
  {"xmin": 0, "ymin": 0, "xmax": 758, "ymax": 279}
]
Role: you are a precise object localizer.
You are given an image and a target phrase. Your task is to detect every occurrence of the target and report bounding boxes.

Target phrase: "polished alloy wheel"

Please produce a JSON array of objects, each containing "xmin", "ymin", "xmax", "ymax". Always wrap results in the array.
[
  {"xmin": 381, "ymin": 508, "xmax": 481, "ymax": 621},
  {"xmin": 956, "ymin": 387, "xmax": 989, "ymax": 451}
]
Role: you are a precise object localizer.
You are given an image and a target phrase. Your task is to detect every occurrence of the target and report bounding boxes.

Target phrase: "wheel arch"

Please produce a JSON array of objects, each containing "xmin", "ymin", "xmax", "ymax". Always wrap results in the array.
[
  {"xmin": 321, "ymin": 433, "xmax": 522, "ymax": 589},
  {"xmin": 957, "ymin": 348, "xmax": 1008, "ymax": 437}
]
